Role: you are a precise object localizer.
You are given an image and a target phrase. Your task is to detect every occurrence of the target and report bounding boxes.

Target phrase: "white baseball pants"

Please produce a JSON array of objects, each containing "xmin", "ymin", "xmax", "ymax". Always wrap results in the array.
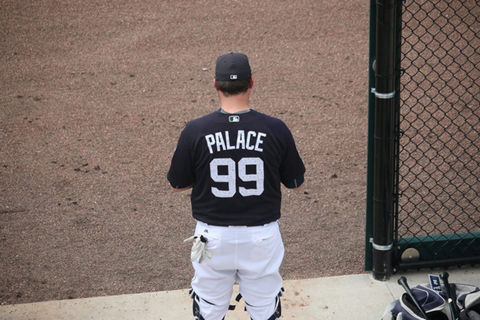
[{"xmin": 190, "ymin": 220, "xmax": 284, "ymax": 320}]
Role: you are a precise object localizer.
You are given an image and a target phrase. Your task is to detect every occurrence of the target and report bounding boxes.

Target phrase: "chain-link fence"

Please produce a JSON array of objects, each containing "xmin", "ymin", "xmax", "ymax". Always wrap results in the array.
[{"xmin": 395, "ymin": 0, "xmax": 480, "ymax": 268}]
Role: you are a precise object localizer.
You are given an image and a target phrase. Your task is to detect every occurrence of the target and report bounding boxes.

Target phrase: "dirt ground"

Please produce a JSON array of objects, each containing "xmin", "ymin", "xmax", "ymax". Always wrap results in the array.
[{"xmin": 0, "ymin": 0, "xmax": 370, "ymax": 305}]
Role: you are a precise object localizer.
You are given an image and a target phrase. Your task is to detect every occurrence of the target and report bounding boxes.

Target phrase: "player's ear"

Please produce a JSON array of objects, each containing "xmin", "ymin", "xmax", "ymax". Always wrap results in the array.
[
  {"xmin": 249, "ymin": 77, "xmax": 254, "ymax": 89},
  {"xmin": 214, "ymin": 78, "xmax": 219, "ymax": 91}
]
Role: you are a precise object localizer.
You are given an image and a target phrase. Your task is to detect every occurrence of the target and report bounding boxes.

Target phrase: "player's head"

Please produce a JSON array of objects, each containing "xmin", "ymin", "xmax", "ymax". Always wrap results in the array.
[{"xmin": 214, "ymin": 53, "xmax": 253, "ymax": 96}]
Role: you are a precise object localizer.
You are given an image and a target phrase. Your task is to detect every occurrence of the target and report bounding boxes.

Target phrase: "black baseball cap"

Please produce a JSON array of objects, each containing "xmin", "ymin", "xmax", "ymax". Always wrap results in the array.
[{"xmin": 215, "ymin": 53, "xmax": 252, "ymax": 81}]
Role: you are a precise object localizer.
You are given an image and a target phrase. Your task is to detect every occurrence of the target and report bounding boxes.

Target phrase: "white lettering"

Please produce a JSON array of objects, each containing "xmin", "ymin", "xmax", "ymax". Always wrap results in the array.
[
  {"xmin": 215, "ymin": 132, "xmax": 226, "ymax": 152},
  {"xmin": 255, "ymin": 132, "xmax": 266, "ymax": 152},
  {"xmin": 205, "ymin": 134, "xmax": 215, "ymax": 154},
  {"xmin": 246, "ymin": 131, "xmax": 256, "ymax": 150},
  {"xmin": 205, "ymin": 130, "xmax": 267, "ymax": 154},
  {"xmin": 236, "ymin": 130, "xmax": 246, "ymax": 149}
]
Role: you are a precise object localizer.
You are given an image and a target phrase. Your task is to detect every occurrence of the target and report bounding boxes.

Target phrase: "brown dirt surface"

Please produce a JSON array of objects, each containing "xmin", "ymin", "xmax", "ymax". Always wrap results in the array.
[{"xmin": 0, "ymin": 0, "xmax": 370, "ymax": 305}]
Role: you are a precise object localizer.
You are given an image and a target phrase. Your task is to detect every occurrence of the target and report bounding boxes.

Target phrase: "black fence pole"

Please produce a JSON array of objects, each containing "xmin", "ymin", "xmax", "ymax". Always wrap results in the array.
[
  {"xmin": 371, "ymin": 0, "xmax": 397, "ymax": 281},
  {"xmin": 364, "ymin": 0, "xmax": 377, "ymax": 272}
]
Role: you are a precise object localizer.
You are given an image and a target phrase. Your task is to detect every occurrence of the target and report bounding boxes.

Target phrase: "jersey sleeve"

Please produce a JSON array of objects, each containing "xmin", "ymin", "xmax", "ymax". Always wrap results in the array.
[
  {"xmin": 279, "ymin": 125, "xmax": 306, "ymax": 189},
  {"xmin": 167, "ymin": 126, "xmax": 195, "ymax": 189}
]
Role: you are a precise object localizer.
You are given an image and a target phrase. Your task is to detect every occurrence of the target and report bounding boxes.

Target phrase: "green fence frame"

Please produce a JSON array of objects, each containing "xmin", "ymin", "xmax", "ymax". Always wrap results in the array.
[{"xmin": 366, "ymin": 0, "xmax": 480, "ymax": 278}]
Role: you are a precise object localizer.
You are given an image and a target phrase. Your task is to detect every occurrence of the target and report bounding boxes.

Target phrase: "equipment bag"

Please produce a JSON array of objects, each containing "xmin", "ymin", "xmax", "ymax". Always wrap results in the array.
[
  {"xmin": 385, "ymin": 280, "xmax": 480, "ymax": 320},
  {"xmin": 391, "ymin": 285, "xmax": 449, "ymax": 320}
]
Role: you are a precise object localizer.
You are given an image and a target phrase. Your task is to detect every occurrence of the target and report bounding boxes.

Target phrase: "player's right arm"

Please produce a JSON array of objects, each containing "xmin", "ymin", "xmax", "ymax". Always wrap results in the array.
[
  {"xmin": 283, "ymin": 176, "xmax": 305, "ymax": 190},
  {"xmin": 278, "ymin": 123, "xmax": 306, "ymax": 191}
]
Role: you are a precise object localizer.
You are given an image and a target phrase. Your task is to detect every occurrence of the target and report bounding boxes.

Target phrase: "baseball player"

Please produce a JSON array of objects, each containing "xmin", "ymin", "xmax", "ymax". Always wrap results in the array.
[{"xmin": 167, "ymin": 53, "xmax": 305, "ymax": 320}]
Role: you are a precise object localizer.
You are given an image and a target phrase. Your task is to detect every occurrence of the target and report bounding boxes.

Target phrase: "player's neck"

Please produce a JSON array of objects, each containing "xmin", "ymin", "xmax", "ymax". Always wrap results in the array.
[
  {"xmin": 218, "ymin": 91, "xmax": 251, "ymax": 114},
  {"xmin": 220, "ymin": 103, "xmax": 250, "ymax": 114}
]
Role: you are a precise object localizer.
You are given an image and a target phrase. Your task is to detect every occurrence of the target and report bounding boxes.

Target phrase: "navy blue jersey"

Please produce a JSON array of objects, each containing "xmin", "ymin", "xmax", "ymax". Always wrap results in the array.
[{"xmin": 167, "ymin": 109, "xmax": 305, "ymax": 226}]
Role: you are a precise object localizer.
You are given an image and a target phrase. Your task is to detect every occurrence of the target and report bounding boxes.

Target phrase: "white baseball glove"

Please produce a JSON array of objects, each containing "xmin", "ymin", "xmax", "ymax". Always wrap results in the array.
[{"xmin": 184, "ymin": 235, "xmax": 212, "ymax": 264}]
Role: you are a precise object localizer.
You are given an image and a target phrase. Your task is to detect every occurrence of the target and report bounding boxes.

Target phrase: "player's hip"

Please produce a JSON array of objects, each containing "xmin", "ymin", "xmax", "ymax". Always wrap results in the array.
[{"xmin": 194, "ymin": 220, "xmax": 282, "ymax": 246}]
